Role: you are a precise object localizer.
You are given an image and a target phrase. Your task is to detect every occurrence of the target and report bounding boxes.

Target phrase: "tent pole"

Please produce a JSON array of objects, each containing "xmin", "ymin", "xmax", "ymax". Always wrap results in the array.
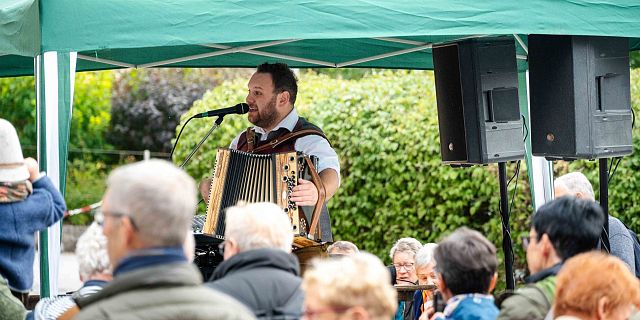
[
  {"xmin": 36, "ymin": 51, "xmax": 77, "ymax": 297},
  {"xmin": 519, "ymin": 71, "xmax": 554, "ymax": 211}
]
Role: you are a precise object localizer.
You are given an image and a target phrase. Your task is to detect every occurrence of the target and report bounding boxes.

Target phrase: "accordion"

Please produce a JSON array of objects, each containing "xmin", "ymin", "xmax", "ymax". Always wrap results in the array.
[{"xmin": 204, "ymin": 149, "xmax": 326, "ymax": 247}]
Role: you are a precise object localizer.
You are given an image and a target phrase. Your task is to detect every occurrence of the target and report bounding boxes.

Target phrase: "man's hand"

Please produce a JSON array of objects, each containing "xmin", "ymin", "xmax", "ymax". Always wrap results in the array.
[{"xmin": 290, "ymin": 178, "xmax": 319, "ymax": 206}]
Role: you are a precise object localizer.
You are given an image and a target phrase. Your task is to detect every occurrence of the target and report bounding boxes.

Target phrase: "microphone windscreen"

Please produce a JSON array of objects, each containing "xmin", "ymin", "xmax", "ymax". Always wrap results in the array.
[{"xmin": 237, "ymin": 103, "xmax": 250, "ymax": 114}]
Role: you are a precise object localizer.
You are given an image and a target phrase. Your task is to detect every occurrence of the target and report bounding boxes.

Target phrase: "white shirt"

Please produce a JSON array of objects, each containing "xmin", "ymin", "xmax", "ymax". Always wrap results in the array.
[{"xmin": 230, "ymin": 109, "xmax": 340, "ymax": 184}]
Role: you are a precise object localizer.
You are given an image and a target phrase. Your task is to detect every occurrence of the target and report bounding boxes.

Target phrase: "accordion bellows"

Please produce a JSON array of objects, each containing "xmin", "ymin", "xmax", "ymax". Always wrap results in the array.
[{"xmin": 204, "ymin": 149, "xmax": 325, "ymax": 247}]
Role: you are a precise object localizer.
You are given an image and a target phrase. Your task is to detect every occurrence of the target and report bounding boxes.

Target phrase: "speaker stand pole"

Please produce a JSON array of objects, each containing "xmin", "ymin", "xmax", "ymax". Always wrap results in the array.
[
  {"xmin": 498, "ymin": 162, "xmax": 515, "ymax": 290},
  {"xmin": 598, "ymin": 158, "xmax": 611, "ymax": 252}
]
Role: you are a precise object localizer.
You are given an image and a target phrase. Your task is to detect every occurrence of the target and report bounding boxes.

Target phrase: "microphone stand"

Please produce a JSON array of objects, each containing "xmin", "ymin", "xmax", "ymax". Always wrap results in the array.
[{"xmin": 180, "ymin": 116, "xmax": 225, "ymax": 169}]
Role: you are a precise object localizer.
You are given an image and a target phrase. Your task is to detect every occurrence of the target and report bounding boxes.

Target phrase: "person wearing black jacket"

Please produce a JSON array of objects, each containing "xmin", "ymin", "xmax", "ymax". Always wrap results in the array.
[{"xmin": 205, "ymin": 202, "xmax": 304, "ymax": 319}]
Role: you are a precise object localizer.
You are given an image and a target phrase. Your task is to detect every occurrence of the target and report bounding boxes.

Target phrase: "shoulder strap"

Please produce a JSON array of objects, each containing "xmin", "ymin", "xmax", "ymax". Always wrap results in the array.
[
  {"xmin": 251, "ymin": 129, "xmax": 328, "ymax": 154},
  {"xmin": 245, "ymin": 127, "xmax": 256, "ymax": 152}
]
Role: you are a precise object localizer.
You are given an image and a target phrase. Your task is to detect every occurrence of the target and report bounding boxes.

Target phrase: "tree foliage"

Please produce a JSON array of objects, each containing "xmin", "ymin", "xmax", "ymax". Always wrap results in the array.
[
  {"xmin": 0, "ymin": 72, "xmax": 113, "ymax": 157},
  {"xmin": 0, "ymin": 76, "xmax": 38, "ymax": 156},
  {"xmin": 108, "ymin": 68, "xmax": 249, "ymax": 153}
]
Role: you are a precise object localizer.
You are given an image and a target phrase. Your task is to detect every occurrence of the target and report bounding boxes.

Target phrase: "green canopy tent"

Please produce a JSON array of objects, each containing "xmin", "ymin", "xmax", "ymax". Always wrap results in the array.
[{"xmin": 2, "ymin": 0, "xmax": 640, "ymax": 296}]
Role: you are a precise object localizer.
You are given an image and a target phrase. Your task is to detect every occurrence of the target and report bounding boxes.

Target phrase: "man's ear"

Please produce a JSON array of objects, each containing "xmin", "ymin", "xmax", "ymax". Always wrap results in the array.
[
  {"xmin": 489, "ymin": 273, "xmax": 498, "ymax": 293},
  {"xmin": 278, "ymin": 91, "xmax": 290, "ymax": 106},
  {"xmin": 122, "ymin": 216, "xmax": 139, "ymax": 248},
  {"xmin": 596, "ymin": 296, "xmax": 610, "ymax": 319},
  {"xmin": 436, "ymin": 273, "xmax": 445, "ymax": 290},
  {"xmin": 539, "ymin": 233, "xmax": 554, "ymax": 257},
  {"xmin": 574, "ymin": 191, "xmax": 585, "ymax": 199},
  {"xmin": 436, "ymin": 273, "xmax": 453, "ymax": 300}
]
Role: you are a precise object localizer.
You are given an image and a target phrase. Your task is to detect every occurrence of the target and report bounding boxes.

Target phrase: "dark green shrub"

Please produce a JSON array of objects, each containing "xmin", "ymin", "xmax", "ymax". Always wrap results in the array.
[
  {"xmin": 64, "ymin": 159, "xmax": 110, "ymax": 225},
  {"xmin": 109, "ymin": 68, "xmax": 250, "ymax": 153}
]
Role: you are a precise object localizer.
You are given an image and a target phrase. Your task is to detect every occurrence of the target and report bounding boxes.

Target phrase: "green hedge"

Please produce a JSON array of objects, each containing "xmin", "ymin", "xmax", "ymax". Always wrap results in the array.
[{"xmin": 174, "ymin": 70, "xmax": 532, "ymax": 284}]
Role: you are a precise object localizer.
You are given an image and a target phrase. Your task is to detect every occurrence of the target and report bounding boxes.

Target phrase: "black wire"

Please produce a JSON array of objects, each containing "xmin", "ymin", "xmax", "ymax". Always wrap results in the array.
[
  {"xmin": 521, "ymin": 115, "xmax": 529, "ymax": 142},
  {"xmin": 169, "ymin": 115, "xmax": 196, "ymax": 162},
  {"xmin": 632, "ymin": 108, "xmax": 636, "ymax": 129},
  {"xmin": 499, "ymin": 160, "xmax": 521, "ymax": 275},
  {"xmin": 509, "ymin": 161, "xmax": 521, "ymax": 214},
  {"xmin": 608, "ymin": 157, "xmax": 623, "ymax": 184}
]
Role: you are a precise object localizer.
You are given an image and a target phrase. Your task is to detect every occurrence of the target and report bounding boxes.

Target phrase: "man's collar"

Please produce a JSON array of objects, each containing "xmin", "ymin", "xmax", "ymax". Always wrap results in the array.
[
  {"xmin": 526, "ymin": 262, "xmax": 563, "ymax": 283},
  {"xmin": 254, "ymin": 108, "xmax": 298, "ymax": 135}
]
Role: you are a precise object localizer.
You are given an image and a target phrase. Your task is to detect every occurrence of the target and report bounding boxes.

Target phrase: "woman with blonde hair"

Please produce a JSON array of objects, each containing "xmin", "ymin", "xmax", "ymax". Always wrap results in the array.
[
  {"xmin": 553, "ymin": 251, "xmax": 640, "ymax": 320},
  {"xmin": 302, "ymin": 252, "xmax": 397, "ymax": 320}
]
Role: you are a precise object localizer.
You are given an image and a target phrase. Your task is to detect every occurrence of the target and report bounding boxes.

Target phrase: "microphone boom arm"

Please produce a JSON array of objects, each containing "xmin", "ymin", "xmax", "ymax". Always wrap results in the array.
[{"xmin": 179, "ymin": 115, "xmax": 225, "ymax": 169}]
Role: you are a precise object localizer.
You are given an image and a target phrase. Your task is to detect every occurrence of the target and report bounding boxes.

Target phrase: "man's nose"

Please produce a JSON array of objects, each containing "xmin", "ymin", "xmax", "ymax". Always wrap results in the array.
[{"xmin": 246, "ymin": 94, "xmax": 254, "ymax": 104}]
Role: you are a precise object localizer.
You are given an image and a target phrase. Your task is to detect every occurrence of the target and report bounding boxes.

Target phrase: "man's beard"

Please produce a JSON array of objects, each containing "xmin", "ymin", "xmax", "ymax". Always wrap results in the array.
[{"xmin": 250, "ymin": 95, "xmax": 279, "ymax": 129}]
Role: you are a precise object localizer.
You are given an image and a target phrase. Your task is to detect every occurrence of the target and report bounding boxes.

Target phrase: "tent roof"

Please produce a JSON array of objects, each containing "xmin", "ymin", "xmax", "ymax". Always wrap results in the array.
[{"xmin": 2, "ymin": 0, "xmax": 640, "ymax": 76}]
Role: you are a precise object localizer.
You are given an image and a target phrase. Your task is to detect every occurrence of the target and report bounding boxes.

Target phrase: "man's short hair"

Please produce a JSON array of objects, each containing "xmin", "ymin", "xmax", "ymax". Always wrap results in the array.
[
  {"xmin": 105, "ymin": 159, "xmax": 196, "ymax": 248},
  {"xmin": 302, "ymin": 253, "xmax": 397, "ymax": 320},
  {"xmin": 532, "ymin": 196, "xmax": 604, "ymax": 260},
  {"xmin": 389, "ymin": 237, "xmax": 422, "ymax": 259},
  {"xmin": 256, "ymin": 62, "xmax": 298, "ymax": 105},
  {"xmin": 554, "ymin": 172, "xmax": 595, "ymax": 201},
  {"xmin": 76, "ymin": 222, "xmax": 111, "ymax": 279},
  {"xmin": 415, "ymin": 243, "xmax": 438, "ymax": 267},
  {"xmin": 225, "ymin": 202, "xmax": 293, "ymax": 253},
  {"xmin": 434, "ymin": 227, "xmax": 497, "ymax": 295},
  {"xmin": 327, "ymin": 241, "xmax": 359, "ymax": 255}
]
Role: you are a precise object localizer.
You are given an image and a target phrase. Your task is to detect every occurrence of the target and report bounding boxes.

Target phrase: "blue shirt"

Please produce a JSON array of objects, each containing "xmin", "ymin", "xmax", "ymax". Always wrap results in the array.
[{"xmin": 434, "ymin": 293, "xmax": 498, "ymax": 320}]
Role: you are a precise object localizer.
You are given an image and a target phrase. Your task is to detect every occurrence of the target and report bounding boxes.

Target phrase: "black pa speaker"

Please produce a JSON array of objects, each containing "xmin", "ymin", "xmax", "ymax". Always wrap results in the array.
[
  {"xmin": 529, "ymin": 35, "xmax": 632, "ymax": 160},
  {"xmin": 433, "ymin": 37, "xmax": 524, "ymax": 165}
]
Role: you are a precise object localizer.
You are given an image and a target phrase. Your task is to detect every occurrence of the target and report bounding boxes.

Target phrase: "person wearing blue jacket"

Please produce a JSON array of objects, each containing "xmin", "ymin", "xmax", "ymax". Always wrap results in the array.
[
  {"xmin": 0, "ymin": 118, "xmax": 67, "ymax": 305},
  {"xmin": 430, "ymin": 228, "xmax": 499, "ymax": 320}
]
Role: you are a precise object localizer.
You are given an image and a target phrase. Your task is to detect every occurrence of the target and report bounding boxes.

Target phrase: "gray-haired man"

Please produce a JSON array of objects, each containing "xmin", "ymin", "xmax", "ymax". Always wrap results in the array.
[
  {"xmin": 71, "ymin": 160, "xmax": 254, "ymax": 320},
  {"xmin": 554, "ymin": 172, "xmax": 636, "ymax": 275}
]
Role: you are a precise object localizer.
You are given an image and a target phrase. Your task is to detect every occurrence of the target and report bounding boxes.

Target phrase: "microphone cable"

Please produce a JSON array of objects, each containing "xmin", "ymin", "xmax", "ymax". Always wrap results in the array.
[{"xmin": 170, "ymin": 113, "xmax": 197, "ymax": 162}]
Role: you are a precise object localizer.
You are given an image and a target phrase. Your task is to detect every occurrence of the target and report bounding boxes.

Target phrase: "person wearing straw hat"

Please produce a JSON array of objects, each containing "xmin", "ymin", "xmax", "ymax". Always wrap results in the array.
[{"xmin": 0, "ymin": 118, "xmax": 67, "ymax": 306}]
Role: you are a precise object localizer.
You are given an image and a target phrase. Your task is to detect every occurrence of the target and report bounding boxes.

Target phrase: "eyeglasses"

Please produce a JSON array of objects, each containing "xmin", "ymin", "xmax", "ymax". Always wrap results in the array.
[
  {"xmin": 95, "ymin": 210, "xmax": 137, "ymax": 230},
  {"xmin": 302, "ymin": 306, "xmax": 351, "ymax": 319},
  {"xmin": 393, "ymin": 262, "xmax": 415, "ymax": 271}
]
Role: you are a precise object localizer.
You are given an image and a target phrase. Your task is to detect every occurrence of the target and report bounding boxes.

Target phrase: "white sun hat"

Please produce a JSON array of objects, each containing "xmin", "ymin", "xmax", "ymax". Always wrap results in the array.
[{"xmin": 0, "ymin": 118, "xmax": 30, "ymax": 182}]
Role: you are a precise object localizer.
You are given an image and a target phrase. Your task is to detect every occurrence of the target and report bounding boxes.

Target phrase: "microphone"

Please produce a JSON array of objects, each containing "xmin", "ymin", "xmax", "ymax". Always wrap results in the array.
[{"xmin": 193, "ymin": 103, "xmax": 250, "ymax": 118}]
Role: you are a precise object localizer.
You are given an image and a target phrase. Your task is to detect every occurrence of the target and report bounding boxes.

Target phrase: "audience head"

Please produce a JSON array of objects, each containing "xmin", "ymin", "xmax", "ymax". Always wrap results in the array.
[
  {"xmin": 302, "ymin": 252, "xmax": 397, "ymax": 320},
  {"xmin": 76, "ymin": 222, "xmax": 111, "ymax": 282},
  {"xmin": 223, "ymin": 202, "xmax": 293, "ymax": 260},
  {"xmin": 433, "ymin": 227, "xmax": 497, "ymax": 300},
  {"xmin": 554, "ymin": 172, "xmax": 595, "ymax": 201},
  {"xmin": 527, "ymin": 196, "xmax": 604, "ymax": 274},
  {"xmin": 0, "ymin": 118, "xmax": 29, "ymax": 183},
  {"xmin": 327, "ymin": 240, "xmax": 359, "ymax": 256},
  {"xmin": 101, "ymin": 159, "xmax": 197, "ymax": 268},
  {"xmin": 554, "ymin": 251, "xmax": 640, "ymax": 320},
  {"xmin": 415, "ymin": 243, "xmax": 438, "ymax": 286},
  {"xmin": 389, "ymin": 237, "xmax": 422, "ymax": 284}
]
